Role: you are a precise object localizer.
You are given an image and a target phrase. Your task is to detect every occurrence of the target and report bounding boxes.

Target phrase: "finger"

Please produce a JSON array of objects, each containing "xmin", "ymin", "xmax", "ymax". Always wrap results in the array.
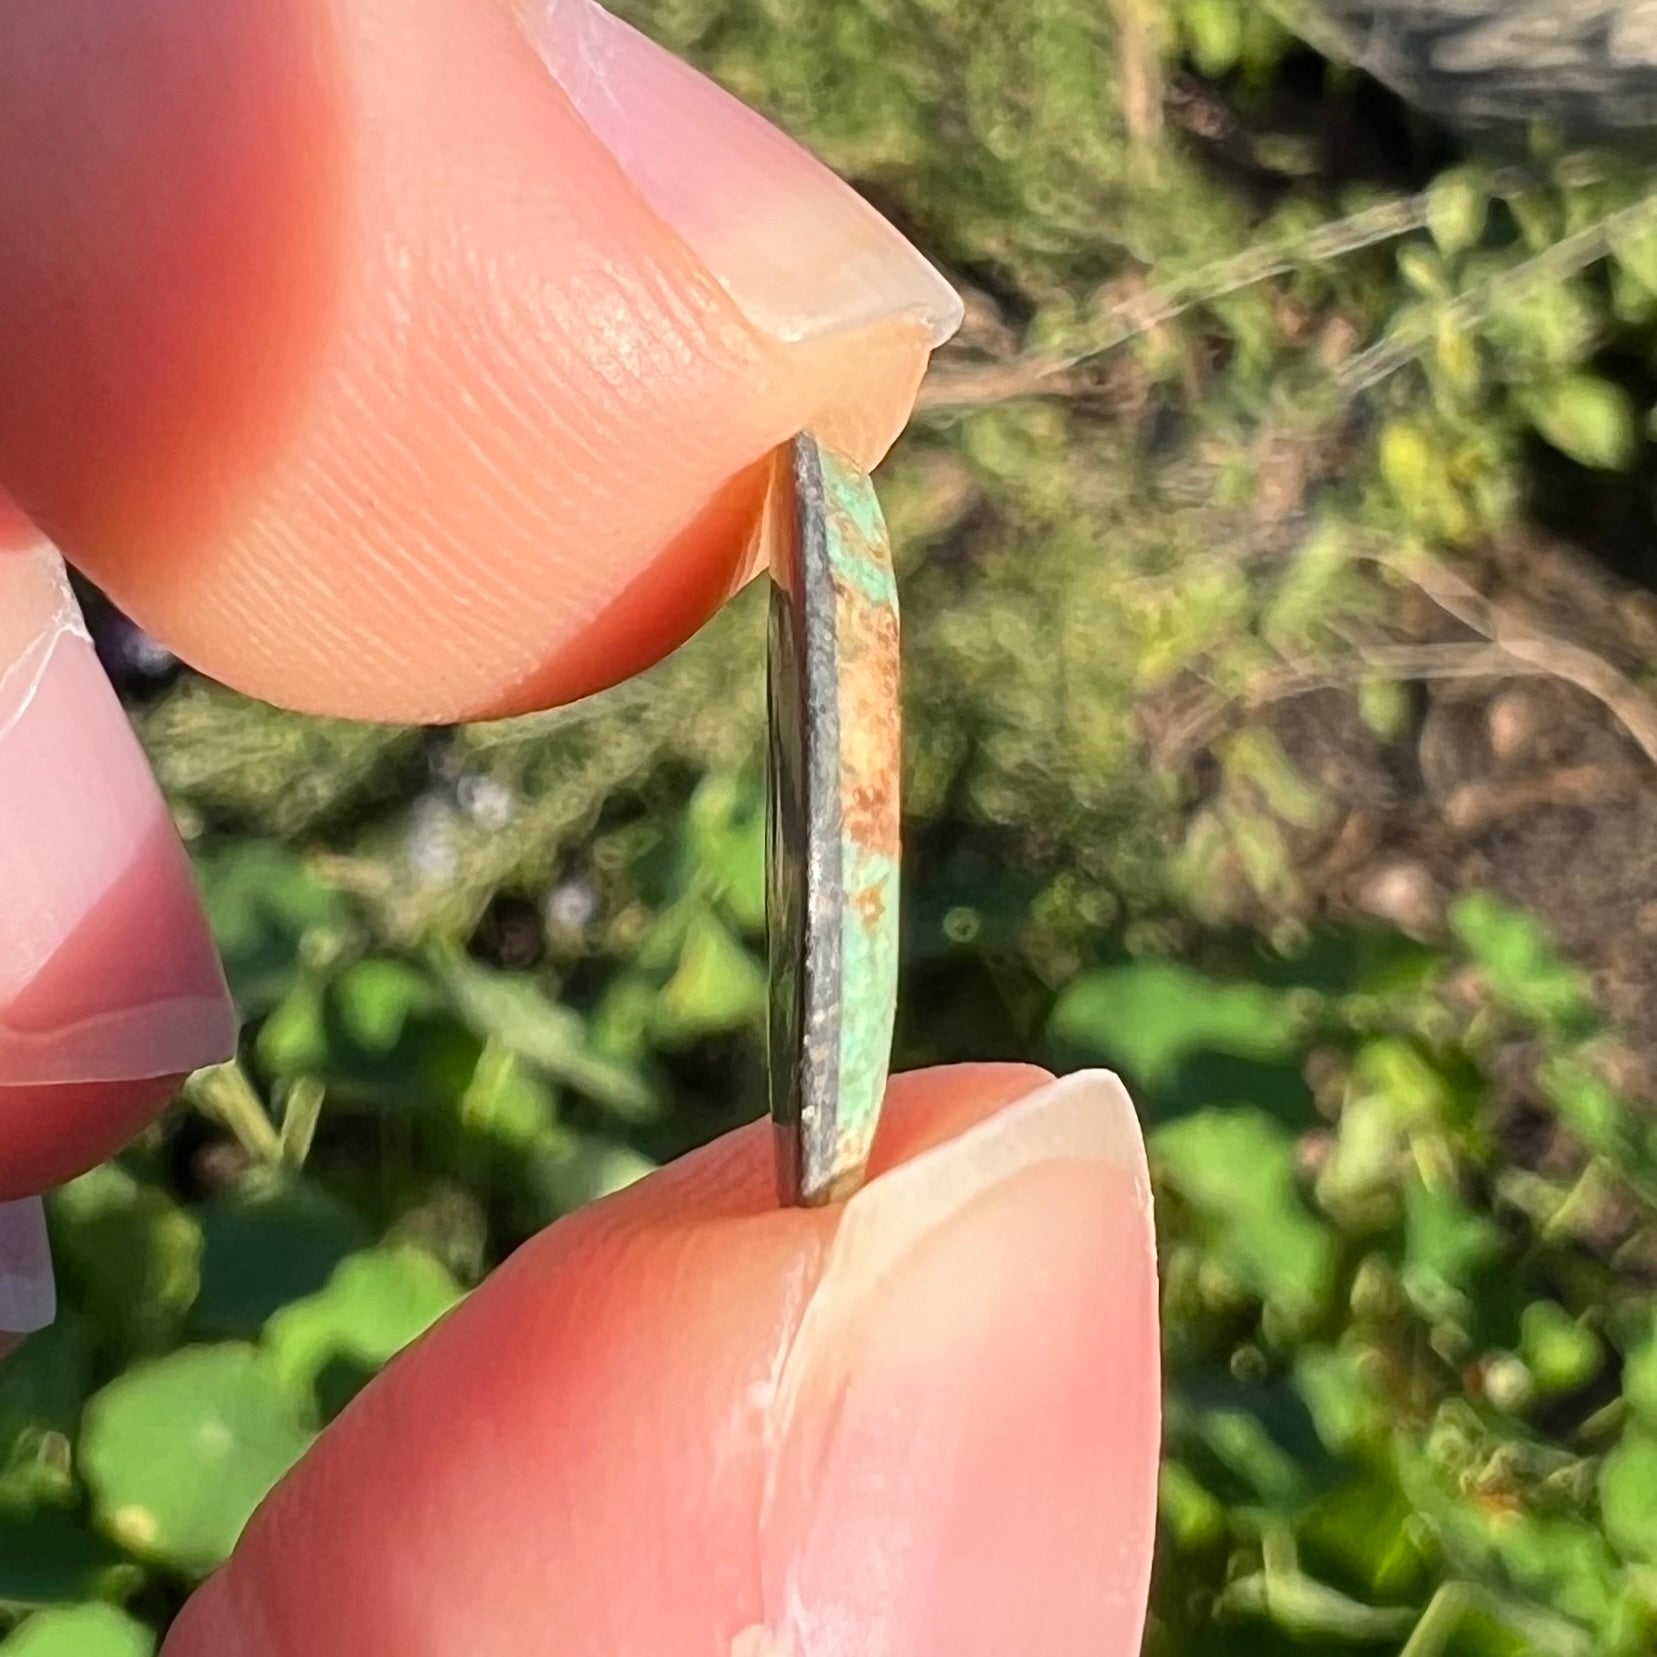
[
  {"xmin": 164, "ymin": 1067, "xmax": 1160, "ymax": 1657},
  {"xmin": 0, "ymin": 545, "xmax": 235, "ymax": 1200},
  {"xmin": 0, "ymin": 1198, "xmax": 54, "ymax": 1360},
  {"xmin": 0, "ymin": 0, "xmax": 960, "ymax": 725}
]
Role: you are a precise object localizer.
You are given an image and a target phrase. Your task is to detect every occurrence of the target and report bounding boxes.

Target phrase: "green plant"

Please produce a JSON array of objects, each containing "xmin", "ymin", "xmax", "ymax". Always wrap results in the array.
[{"xmin": 11, "ymin": 2, "xmax": 1657, "ymax": 1649}]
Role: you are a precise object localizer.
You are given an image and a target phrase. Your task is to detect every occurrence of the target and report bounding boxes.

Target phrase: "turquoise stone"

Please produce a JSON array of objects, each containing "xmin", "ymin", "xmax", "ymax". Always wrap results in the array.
[{"xmin": 766, "ymin": 432, "xmax": 901, "ymax": 1207}]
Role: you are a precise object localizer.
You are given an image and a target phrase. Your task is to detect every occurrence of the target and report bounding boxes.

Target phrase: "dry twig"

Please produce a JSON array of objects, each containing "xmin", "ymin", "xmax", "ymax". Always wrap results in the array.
[
  {"xmin": 1378, "ymin": 548, "xmax": 1657, "ymax": 770},
  {"xmin": 1159, "ymin": 640, "xmax": 1539, "ymax": 764}
]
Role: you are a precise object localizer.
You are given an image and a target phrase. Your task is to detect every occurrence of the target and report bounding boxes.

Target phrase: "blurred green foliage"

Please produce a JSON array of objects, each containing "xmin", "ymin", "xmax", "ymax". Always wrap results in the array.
[{"xmin": 10, "ymin": 0, "xmax": 1657, "ymax": 1651}]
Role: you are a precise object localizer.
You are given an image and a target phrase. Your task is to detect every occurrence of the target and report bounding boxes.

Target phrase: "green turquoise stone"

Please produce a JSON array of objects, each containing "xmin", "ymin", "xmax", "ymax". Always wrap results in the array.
[{"xmin": 766, "ymin": 432, "xmax": 901, "ymax": 1207}]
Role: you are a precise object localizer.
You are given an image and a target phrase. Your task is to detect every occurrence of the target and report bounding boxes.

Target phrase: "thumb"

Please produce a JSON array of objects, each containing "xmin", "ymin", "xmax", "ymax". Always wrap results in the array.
[{"xmin": 164, "ymin": 1067, "xmax": 1160, "ymax": 1657}]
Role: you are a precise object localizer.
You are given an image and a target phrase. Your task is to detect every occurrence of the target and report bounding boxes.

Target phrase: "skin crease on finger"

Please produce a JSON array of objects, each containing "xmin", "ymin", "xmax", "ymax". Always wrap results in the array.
[
  {"xmin": 163, "ymin": 1066, "xmax": 1160, "ymax": 1657},
  {"xmin": 0, "ymin": 0, "xmax": 961, "ymax": 725}
]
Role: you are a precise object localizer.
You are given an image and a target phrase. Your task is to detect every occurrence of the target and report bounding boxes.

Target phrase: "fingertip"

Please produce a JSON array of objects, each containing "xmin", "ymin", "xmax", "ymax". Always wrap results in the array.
[
  {"xmin": 516, "ymin": 0, "xmax": 962, "ymax": 352},
  {"xmin": 757, "ymin": 1071, "xmax": 1159, "ymax": 1655},
  {"xmin": 0, "ymin": 1077, "xmax": 186, "ymax": 1204},
  {"xmin": 0, "ymin": 547, "xmax": 234, "ymax": 1197},
  {"xmin": 868, "ymin": 1062, "xmax": 1057, "ymax": 1174}
]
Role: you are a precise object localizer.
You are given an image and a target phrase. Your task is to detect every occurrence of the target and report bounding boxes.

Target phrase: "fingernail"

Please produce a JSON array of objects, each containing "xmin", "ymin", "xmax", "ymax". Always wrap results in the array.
[
  {"xmin": 0, "ymin": 546, "xmax": 236, "ymax": 1088},
  {"xmin": 0, "ymin": 1198, "xmax": 54, "ymax": 1334},
  {"xmin": 518, "ymin": 0, "xmax": 963, "ymax": 349},
  {"xmin": 749, "ymin": 1072, "xmax": 1160, "ymax": 1655}
]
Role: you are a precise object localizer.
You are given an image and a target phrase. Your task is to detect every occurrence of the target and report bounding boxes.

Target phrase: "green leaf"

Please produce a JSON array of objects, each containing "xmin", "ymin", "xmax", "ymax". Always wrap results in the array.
[
  {"xmin": 1299, "ymin": 1475, "xmax": 1430, "ymax": 1601},
  {"xmin": 523, "ymin": 1135, "xmax": 657, "ymax": 1223},
  {"xmin": 0, "ymin": 1605, "xmax": 154, "ymax": 1656},
  {"xmin": 1538, "ymin": 1059, "xmax": 1653, "ymax": 1192},
  {"xmin": 1224, "ymin": 729, "xmax": 1325, "ymax": 831},
  {"xmin": 1450, "ymin": 893, "xmax": 1594, "ymax": 1030},
  {"xmin": 49, "ymin": 1169, "xmax": 202, "ymax": 1358},
  {"xmin": 1602, "ymin": 1432, "xmax": 1657, "ymax": 1564},
  {"xmin": 1228, "ymin": 805, "xmax": 1296, "ymax": 906},
  {"xmin": 258, "ymin": 960, "xmax": 481, "ymax": 1110},
  {"xmin": 684, "ymin": 773, "xmax": 766, "ymax": 933},
  {"xmin": 80, "ymin": 1345, "xmax": 313, "ymax": 1577},
  {"xmin": 1492, "ymin": 1516, "xmax": 1623, "ymax": 1642},
  {"xmin": 1398, "ymin": 1432, "xmax": 1616, "ymax": 1640},
  {"xmin": 1379, "ymin": 420, "xmax": 1437, "ymax": 498},
  {"xmin": 1433, "ymin": 317, "xmax": 1483, "ymax": 399},
  {"xmin": 1294, "ymin": 1345, "xmax": 1384, "ymax": 1455},
  {"xmin": 1379, "ymin": 418, "xmax": 1466, "ymax": 536},
  {"xmin": 1191, "ymin": 1404, "xmax": 1307, "ymax": 1509},
  {"xmin": 589, "ymin": 975, "xmax": 664, "ymax": 1067},
  {"xmin": 1426, "ymin": 172, "xmax": 1488, "ymax": 260},
  {"xmin": 1263, "ymin": 523, "xmax": 1350, "ymax": 651},
  {"xmin": 0, "ymin": 1317, "xmax": 94, "ymax": 1490},
  {"xmin": 1317, "ymin": 1098, "xmax": 1401, "ymax": 1216},
  {"xmin": 1623, "ymin": 1306, "xmax": 1657, "ymax": 1423},
  {"xmin": 1506, "ymin": 193, "xmax": 1558, "ymax": 252},
  {"xmin": 457, "ymin": 1043, "xmax": 556, "ymax": 1151},
  {"xmin": 1609, "ymin": 213, "xmax": 1657, "ymax": 297},
  {"xmin": 1238, "ymin": 4, "xmax": 1291, "ymax": 75},
  {"xmin": 652, "ymin": 909, "xmax": 766, "ymax": 1045},
  {"xmin": 431, "ymin": 949, "xmax": 653, "ymax": 1118},
  {"xmin": 1526, "ymin": 375, "xmax": 1639, "ymax": 472},
  {"xmin": 1397, "ymin": 244, "xmax": 1450, "ymax": 300},
  {"xmin": 264, "ymin": 1247, "xmax": 461, "ymax": 1409},
  {"xmin": 277, "ymin": 1076, "xmax": 326, "ymax": 1168},
  {"xmin": 1158, "ymin": 1462, "xmax": 1226, "ymax": 1550},
  {"xmin": 1051, "ymin": 961, "xmax": 1298, "ymax": 1089},
  {"xmin": 1357, "ymin": 674, "xmax": 1411, "ymax": 740},
  {"xmin": 1488, "ymin": 273, "xmax": 1598, "ymax": 373},
  {"xmin": 192, "ymin": 1178, "xmax": 368, "ymax": 1339},
  {"xmin": 1612, "ymin": 264, "xmax": 1657, "ymax": 328},
  {"xmin": 1356, "ymin": 1038, "xmax": 1457, "ymax": 1122},
  {"xmin": 1402, "ymin": 1176, "xmax": 1502, "ymax": 1324},
  {"xmin": 1183, "ymin": 0, "xmax": 1244, "ymax": 77},
  {"xmin": 0, "ymin": 1511, "xmax": 136, "ymax": 1615},
  {"xmin": 1167, "ymin": 1374, "xmax": 1341, "ymax": 1517},
  {"xmin": 1320, "ymin": 1040, "xmax": 1453, "ymax": 1211},
  {"xmin": 1518, "ymin": 1302, "xmax": 1600, "ymax": 1398},
  {"xmin": 1153, "ymin": 1108, "xmax": 1333, "ymax": 1318},
  {"xmin": 198, "ymin": 842, "xmax": 346, "ymax": 1019}
]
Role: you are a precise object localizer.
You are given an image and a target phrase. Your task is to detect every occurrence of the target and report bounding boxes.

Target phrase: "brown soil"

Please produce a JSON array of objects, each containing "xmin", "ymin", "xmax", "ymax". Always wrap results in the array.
[{"xmin": 1204, "ymin": 524, "xmax": 1657, "ymax": 1101}]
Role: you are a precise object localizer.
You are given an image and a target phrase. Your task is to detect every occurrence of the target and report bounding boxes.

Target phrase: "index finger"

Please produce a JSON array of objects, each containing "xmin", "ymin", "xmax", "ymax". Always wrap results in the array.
[{"xmin": 0, "ymin": 0, "xmax": 960, "ymax": 724}]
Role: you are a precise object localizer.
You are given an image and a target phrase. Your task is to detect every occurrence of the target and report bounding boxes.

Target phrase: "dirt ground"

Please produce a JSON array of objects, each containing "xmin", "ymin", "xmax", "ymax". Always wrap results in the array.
[{"xmin": 1229, "ymin": 516, "xmax": 1657, "ymax": 1100}]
